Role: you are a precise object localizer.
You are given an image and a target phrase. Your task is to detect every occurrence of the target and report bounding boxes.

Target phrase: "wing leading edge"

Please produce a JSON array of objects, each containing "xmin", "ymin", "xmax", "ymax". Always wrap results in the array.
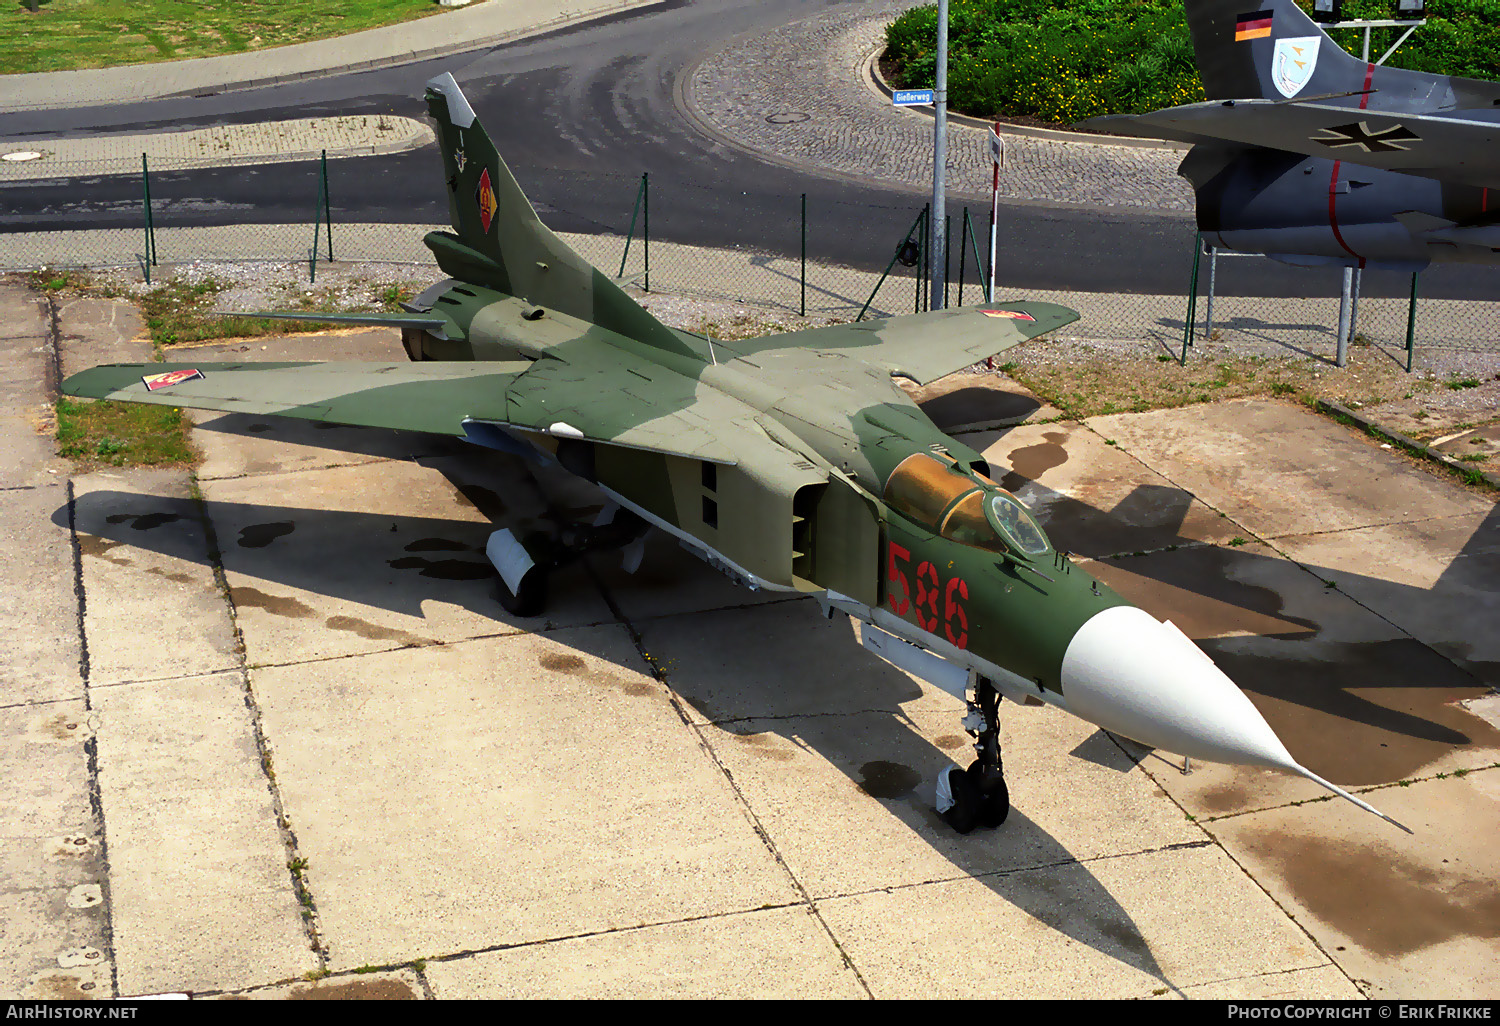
[{"xmin": 717, "ymin": 302, "xmax": 1079, "ymax": 386}]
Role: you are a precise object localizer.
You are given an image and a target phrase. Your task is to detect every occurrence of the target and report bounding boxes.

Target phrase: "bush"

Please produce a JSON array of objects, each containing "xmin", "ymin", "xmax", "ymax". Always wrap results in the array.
[{"xmin": 886, "ymin": 0, "xmax": 1500, "ymax": 124}]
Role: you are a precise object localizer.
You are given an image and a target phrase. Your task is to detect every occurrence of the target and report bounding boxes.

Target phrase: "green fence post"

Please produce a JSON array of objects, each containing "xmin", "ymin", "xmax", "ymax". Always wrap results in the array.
[
  {"xmin": 310, "ymin": 157, "xmax": 325, "ymax": 283},
  {"xmin": 140, "ymin": 153, "xmax": 155, "ymax": 284},
  {"xmin": 943, "ymin": 213, "xmax": 952, "ymax": 310},
  {"xmin": 800, "ymin": 193, "xmax": 807, "ymax": 318},
  {"xmin": 322, "ymin": 149, "xmax": 333, "ymax": 261},
  {"xmin": 966, "ymin": 209, "xmax": 986, "ymax": 304},
  {"xmin": 617, "ymin": 173, "xmax": 645, "ymax": 279},
  {"xmin": 1406, "ymin": 271, "xmax": 1420, "ymax": 373},
  {"xmin": 643, "ymin": 172, "xmax": 650, "ymax": 293},
  {"xmin": 957, "ymin": 208, "xmax": 970, "ymax": 308},
  {"xmin": 916, "ymin": 207, "xmax": 928, "ymax": 314},
  {"xmin": 857, "ymin": 207, "xmax": 926, "ymax": 322},
  {"xmin": 1183, "ymin": 231, "xmax": 1202, "ymax": 364}
]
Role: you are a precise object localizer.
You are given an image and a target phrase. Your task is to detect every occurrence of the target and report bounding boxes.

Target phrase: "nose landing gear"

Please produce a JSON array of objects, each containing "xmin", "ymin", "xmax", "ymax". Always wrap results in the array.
[{"xmin": 936, "ymin": 676, "xmax": 1009, "ymax": 834}]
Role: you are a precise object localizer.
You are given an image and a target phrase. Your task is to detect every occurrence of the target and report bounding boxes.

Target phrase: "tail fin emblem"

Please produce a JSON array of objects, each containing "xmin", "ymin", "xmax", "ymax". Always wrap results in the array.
[
  {"xmin": 1272, "ymin": 36, "xmax": 1321, "ymax": 98},
  {"xmin": 476, "ymin": 168, "xmax": 497, "ymax": 233}
]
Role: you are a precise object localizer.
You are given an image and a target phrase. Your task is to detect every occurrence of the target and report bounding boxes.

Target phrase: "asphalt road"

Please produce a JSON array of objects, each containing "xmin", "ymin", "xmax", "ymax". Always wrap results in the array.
[{"xmin": 2, "ymin": 0, "xmax": 1495, "ymax": 300}]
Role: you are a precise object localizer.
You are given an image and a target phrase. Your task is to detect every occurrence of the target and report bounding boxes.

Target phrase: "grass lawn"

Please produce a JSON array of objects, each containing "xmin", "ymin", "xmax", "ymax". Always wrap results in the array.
[
  {"xmin": 5, "ymin": 0, "xmax": 454, "ymax": 75},
  {"xmin": 56, "ymin": 396, "xmax": 195, "ymax": 468}
]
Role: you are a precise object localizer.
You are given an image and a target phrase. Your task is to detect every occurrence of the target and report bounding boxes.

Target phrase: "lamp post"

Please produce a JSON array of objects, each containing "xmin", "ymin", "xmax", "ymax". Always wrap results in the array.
[{"xmin": 929, "ymin": 0, "xmax": 948, "ymax": 311}]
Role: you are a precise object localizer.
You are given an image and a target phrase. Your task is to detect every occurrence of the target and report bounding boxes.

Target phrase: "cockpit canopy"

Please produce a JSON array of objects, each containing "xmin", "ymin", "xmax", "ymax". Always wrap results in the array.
[{"xmin": 883, "ymin": 452, "xmax": 1051, "ymax": 558}]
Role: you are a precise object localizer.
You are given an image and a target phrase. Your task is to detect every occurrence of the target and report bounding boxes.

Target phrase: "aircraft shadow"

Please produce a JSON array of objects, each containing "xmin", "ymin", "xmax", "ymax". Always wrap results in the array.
[{"xmin": 59, "ymin": 439, "xmax": 1173, "ymax": 989}]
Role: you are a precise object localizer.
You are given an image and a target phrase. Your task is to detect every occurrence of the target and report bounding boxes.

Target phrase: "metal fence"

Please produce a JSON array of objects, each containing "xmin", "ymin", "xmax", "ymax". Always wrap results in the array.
[{"xmin": 3, "ymin": 151, "xmax": 1497, "ymax": 368}]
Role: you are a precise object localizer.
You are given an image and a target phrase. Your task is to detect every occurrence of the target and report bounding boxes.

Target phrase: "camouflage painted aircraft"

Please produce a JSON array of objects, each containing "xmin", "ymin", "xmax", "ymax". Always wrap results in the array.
[
  {"xmin": 63, "ymin": 74, "xmax": 1406, "ymax": 833},
  {"xmin": 1084, "ymin": 0, "xmax": 1500, "ymax": 270}
]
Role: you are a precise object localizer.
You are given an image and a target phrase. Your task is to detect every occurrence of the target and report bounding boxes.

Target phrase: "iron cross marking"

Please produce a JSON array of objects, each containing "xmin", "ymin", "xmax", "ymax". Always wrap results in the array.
[{"xmin": 1309, "ymin": 121, "xmax": 1420, "ymax": 154}]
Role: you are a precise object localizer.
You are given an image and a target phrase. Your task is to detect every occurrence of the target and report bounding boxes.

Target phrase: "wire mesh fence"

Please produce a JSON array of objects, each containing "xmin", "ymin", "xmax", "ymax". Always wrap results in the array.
[{"xmin": 3, "ymin": 150, "xmax": 1497, "ymax": 367}]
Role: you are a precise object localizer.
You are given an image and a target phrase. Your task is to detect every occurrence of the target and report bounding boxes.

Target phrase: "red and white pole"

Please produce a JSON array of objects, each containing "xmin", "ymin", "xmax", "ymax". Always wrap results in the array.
[{"xmin": 988, "ymin": 122, "xmax": 1001, "ymax": 303}]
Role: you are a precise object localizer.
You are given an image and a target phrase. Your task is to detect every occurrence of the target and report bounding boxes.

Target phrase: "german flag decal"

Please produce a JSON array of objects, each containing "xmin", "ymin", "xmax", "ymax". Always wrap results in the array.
[
  {"xmin": 476, "ymin": 167, "xmax": 497, "ymax": 233},
  {"xmin": 1235, "ymin": 10, "xmax": 1274, "ymax": 41}
]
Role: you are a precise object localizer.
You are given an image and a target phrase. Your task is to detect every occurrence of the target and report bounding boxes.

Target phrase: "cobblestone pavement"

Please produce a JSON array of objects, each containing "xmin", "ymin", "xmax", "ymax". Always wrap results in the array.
[
  {"xmin": 0, "ymin": 117, "xmax": 434, "ymax": 180},
  {"xmin": 682, "ymin": 0, "xmax": 1194, "ymax": 211}
]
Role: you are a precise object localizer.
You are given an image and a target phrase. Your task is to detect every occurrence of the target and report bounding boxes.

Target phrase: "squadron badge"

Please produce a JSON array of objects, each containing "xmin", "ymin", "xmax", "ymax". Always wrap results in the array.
[{"xmin": 1271, "ymin": 36, "xmax": 1320, "ymax": 98}]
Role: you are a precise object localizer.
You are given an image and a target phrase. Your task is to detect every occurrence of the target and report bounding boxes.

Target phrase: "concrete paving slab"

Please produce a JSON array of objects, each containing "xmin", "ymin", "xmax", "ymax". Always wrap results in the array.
[
  {"xmin": 638, "ymin": 601, "xmax": 931, "ymax": 726},
  {"xmin": 56, "ymin": 298, "xmax": 149, "ymax": 376},
  {"xmin": 208, "ymin": 969, "xmax": 423, "ymax": 1000},
  {"xmin": 72, "ymin": 469, "xmax": 238, "ymax": 687},
  {"xmin": 1202, "ymin": 772, "xmax": 1500, "ymax": 999},
  {"xmin": 0, "ymin": 482, "xmax": 84, "ymax": 706},
  {"xmin": 252, "ymin": 628, "xmax": 797, "ymax": 970},
  {"xmin": 1, "ymin": 889, "xmax": 112, "ymax": 1000},
  {"xmin": 960, "ymin": 419, "xmax": 1243, "ymax": 558},
  {"xmin": 1184, "ymin": 965, "xmax": 1363, "ymax": 1000},
  {"xmin": 701, "ymin": 703, "xmax": 1203, "ymax": 902},
  {"xmin": 201, "ymin": 456, "xmax": 611, "ymax": 666},
  {"xmin": 1091, "ymin": 399, "xmax": 1490, "ymax": 538},
  {"xmin": 0, "ymin": 701, "xmax": 111, "ymax": 1001},
  {"xmin": 1276, "ymin": 509, "xmax": 1500, "ymax": 689},
  {"xmin": 425, "ymin": 906, "xmax": 866, "ymax": 999},
  {"xmin": 1083, "ymin": 542, "xmax": 1500, "ymax": 819},
  {"xmin": 92, "ymin": 669, "xmax": 315, "ymax": 995},
  {"xmin": 0, "ymin": 282, "xmax": 62, "ymax": 490},
  {"xmin": 816, "ymin": 844, "xmax": 1331, "ymax": 999}
]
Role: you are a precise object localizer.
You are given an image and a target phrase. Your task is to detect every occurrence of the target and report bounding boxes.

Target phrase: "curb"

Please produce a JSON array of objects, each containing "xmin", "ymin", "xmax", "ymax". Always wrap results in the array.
[
  {"xmin": 0, "ymin": 0, "xmax": 663, "ymax": 113},
  {"xmin": 865, "ymin": 46, "xmax": 1190, "ymax": 151},
  {"xmin": 1316, "ymin": 399, "xmax": 1500, "ymax": 489}
]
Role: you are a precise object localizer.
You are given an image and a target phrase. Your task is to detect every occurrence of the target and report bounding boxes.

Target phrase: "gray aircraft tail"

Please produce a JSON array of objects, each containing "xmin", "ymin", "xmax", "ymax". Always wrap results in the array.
[
  {"xmin": 420, "ymin": 73, "xmax": 696, "ymax": 359},
  {"xmin": 1186, "ymin": 0, "xmax": 1369, "ymax": 100}
]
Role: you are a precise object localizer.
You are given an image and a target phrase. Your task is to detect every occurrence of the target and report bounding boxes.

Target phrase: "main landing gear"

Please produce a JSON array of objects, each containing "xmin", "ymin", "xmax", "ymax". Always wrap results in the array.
[
  {"xmin": 486, "ymin": 505, "xmax": 649, "ymax": 617},
  {"xmin": 936, "ymin": 676, "xmax": 1009, "ymax": 834}
]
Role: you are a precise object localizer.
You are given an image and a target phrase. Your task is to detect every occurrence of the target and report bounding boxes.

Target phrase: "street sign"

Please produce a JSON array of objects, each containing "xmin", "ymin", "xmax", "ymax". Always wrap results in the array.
[
  {"xmin": 893, "ymin": 89, "xmax": 935, "ymax": 106},
  {"xmin": 988, "ymin": 128, "xmax": 1003, "ymax": 166}
]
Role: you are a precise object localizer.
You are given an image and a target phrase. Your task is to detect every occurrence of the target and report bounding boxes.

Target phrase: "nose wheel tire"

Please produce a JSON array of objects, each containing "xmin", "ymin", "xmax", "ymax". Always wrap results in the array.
[
  {"xmin": 495, "ymin": 562, "xmax": 548, "ymax": 618},
  {"xmin": 938, "ymin": 766, "xmax": 983, "ymax": 834}
]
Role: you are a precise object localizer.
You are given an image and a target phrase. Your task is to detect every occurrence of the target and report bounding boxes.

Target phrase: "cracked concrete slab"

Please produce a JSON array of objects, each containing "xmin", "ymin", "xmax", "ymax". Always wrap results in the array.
[
  {"xmin": 251, "ymin": 628, "xmax": 798, "ymax": 970},
  {"xmin": 92, "ymin": 669, "xmax": 315, "ymax": 995}
]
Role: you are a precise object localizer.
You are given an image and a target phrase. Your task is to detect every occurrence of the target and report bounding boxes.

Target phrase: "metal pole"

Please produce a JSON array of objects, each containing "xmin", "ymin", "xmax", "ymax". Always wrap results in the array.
[
  {"xmin": 957, "ymin": 207, "xmax": 969, "ymax": 307},
  {"xmin": 916, "ymin": 208, "xmax": 928, "ymax": 314},
  {"xmin": 617, "ymin": 173, "xmax": 645, "ymax": 279},
  {"xmin": 1204, "ymin": 244, "xmax": 1217, "ymax": 341},
  {"xmin": 989, "ymin": 123, "xmax": 999, "ymax": 303},
  {"xmin": 1406, "ymin": 271, "xmax": 1420, "ymax": 373},
  {"xmin": 857, "ymin": 207, "xmax": 926, "ymax": 322},
  {"xmin": 1183, "ymin": 231, "xmax": 1202, "ymax": 363},
  {"xmin": 800, "ymin": 192, "xmax": 807, "ymax": 317},
  {"xmin": 943, "ymin": 213, "xmax": 952, "ymax": 310},
  {"xmin": 643, "ymin": 171, "xmax": 650, "ymax": 293},
  {"xmin": 322, "ymin": 149, "xmax": 333, "ymax": 261},
  {"xmin": 929, "ymin": 0, "xmax": 948, "ymax": 311},
  {"xmin": 141, "ymin": 153, "xmax": 155, "ymax": 283},
  {"xmin": 1337, "ymin": 266, "xmax": 1353, "ymax": 367},
  {"xmin": 986, "ymin": 208, "xmax": 995, "ymax": 302},
  {"xmin": 1349, "ymin": 264, "xmax": 1363, "ymax": 342}
]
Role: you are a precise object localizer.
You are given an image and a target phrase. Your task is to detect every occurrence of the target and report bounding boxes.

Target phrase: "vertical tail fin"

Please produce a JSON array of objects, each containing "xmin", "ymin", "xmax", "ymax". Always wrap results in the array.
[
  {"xmin": 1185, "ymin": 0, "xmax": 1367, "ymax": 100},
  {"xmin": 421, "ymin": 73, "xmax": 697, "ymax": 359}
]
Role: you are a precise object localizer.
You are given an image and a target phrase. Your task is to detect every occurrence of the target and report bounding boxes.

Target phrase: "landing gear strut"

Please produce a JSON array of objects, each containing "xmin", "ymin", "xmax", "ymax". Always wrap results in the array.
[
  {"xmin": 937, "ymin": 675, "xmax": 1009, "ymax": 834},
  {"xmin": 488, "ymin": 506, "xmax": 649, "ymax": 617}
]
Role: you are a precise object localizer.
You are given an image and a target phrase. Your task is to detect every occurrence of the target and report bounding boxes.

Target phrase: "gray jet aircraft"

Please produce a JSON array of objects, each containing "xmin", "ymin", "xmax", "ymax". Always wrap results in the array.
[{"xmin": 1084, "ymin": 0, "xmax": 1500, "ymax": 270}]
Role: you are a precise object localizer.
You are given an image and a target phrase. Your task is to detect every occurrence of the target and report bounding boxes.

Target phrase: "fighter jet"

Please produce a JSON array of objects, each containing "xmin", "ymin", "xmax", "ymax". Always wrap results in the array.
[
  {"xmin": 61, "ymin": 73, "xmax": 1406, "ymax": 833},
  {"xmin": 1083, "ymin": 0, "xmax": 1500, "ymax": 270}
]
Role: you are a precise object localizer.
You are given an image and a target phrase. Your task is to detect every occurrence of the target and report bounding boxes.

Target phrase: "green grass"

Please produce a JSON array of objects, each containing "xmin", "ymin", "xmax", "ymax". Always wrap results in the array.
[
  {"xmin": 139, "ymin": 276, "xmax": 363, "ymax": 347},
  {"xmin": 56, "ymin": 396, "xmax": 194, "ymax": 468},
  {"xmin": 5, "ymin": 0, "xmax": 449, "ymax": 75}
]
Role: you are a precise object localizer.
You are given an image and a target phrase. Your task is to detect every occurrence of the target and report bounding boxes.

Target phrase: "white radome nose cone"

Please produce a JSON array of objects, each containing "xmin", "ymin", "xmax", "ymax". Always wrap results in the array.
[
  {"xmin": 1060, "ymin": 605, "xmax": 1413, "ymax": 833},
  {"xmin": 1061, "ymin": 605, "xmax": 1297, "ymax": 768}
]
